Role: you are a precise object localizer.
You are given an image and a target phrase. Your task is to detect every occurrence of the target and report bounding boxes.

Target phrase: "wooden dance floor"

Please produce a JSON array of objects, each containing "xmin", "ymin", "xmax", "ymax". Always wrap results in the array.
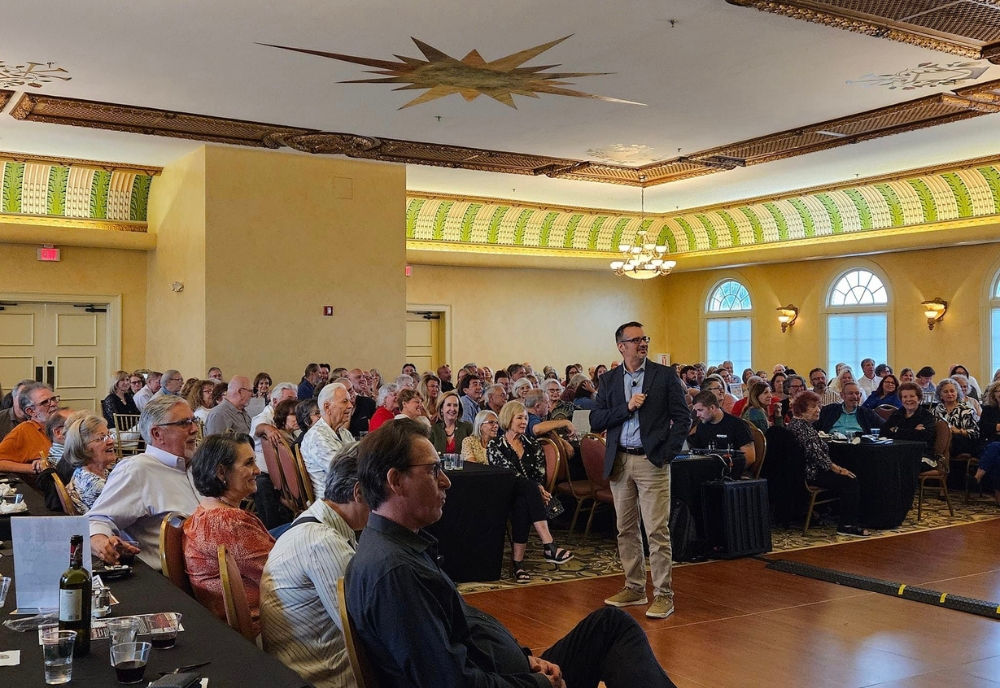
[{"xmin": 467, "ymin": 520, "xmax": 1000, "ymax": 687}]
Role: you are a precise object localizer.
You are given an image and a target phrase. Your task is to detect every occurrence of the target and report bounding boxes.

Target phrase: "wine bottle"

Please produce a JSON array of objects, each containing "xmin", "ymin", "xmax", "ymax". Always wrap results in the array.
[{"xmin": 58, "ymin": 534, "xmax": 91, "ymax": 657}]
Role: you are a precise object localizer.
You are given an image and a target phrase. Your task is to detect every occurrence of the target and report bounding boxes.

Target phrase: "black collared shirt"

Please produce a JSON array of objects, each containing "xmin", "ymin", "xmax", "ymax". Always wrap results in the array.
[{"xmin": 346, "ymin": 513, "xmax": 547, "ymax": 688}]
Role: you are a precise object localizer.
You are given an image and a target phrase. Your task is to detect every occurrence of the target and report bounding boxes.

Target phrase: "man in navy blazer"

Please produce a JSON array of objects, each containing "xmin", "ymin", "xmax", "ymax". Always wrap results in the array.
[{"xmin": 590, "ymin": 321, "xmax": 691, "ymax": 619}]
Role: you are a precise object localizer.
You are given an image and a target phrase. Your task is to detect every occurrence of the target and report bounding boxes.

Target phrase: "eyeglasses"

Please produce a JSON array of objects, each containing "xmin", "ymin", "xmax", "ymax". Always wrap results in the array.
[
  {"xmin": 156, "ymin": 418, "xmax": 198, "ymax": 429},
  {"xmin": 89, "ymin": 434, "xmax": 113, "ymax": 444},
  {"xmin": 239, "ymin": 388, "xmax": 253, "ymax": 394},
  {"xmin": 482, "ymin": 420, "xmax": 499, "ymax": 426},
  {"xmin": 406, "ymin": 460, "xmax": 443, "ymax": 479},
  {"xmin": 620, "ymin": 336, "xmax": 651, "ymax": 345},
  {"xmin": 788, "ymin": 383, "xmax": 805, "ymax": 389},
  {"xmin": 29, "ymin": 396, "xmax": 60, "ymax": 408}
]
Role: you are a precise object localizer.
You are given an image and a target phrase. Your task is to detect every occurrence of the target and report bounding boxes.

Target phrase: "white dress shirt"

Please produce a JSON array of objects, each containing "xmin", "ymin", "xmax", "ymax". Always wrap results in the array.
[
  {"xmin": 260, "ymin": 500, "xmax": 358, "ymax": 688},
  {"xmin": 859, "ymin": 375, "xmax": 880, "ymax": 395},
  {"xmin": 300, "ymin": 419, "xmax": 355, "ymax": 499},
  {"xmin": 251, "ymin": 405, "xmax": 276, "ymax": 473},
  {"xmin": 87, "ymin": 445, "xmax": 203, "ymax": 570},
  {"xmin": 133, "ymin": 385, "xmax": 154, "ymax": 411},
  {"xmin": 812, "ymin": 388, "xmax": 842, "ymax": 407}
]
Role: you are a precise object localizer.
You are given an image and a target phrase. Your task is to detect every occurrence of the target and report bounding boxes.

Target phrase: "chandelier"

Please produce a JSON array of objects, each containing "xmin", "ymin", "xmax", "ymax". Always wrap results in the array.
[{"xmin": 610, "ymin": 176, "xmax": 676, "ymax": 280}]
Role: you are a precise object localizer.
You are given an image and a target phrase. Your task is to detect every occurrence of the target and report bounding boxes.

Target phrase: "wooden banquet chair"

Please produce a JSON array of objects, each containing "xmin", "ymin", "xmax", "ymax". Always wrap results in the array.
[
  {"xmin": 917, "ymin": 420, "xmax": 954, "ymax": 520},
  {"xmin": 218, "ymin": 544, "xmax": 256, "ymax": 642},
  {"xmin": 261, "ymin": 436, "xmax": 302, "ymax": 515},
  {"xmin": 555, "ymin": 435, "xmax": 599, "ymax": 533},
  {"xmin": 537, "ymin": 436, "xmax": 562, "ymax": 495},
  {"xmin": 337, "ymin": 577, "xmax": 380, "ymax": 688},
  {"xmin": 802, "ymin": 482, "xmax": 840, "ymax": 535},
  {"xmin": 875, "ymin": 404, "xmax": 897, "ymax": 422},
  {"xmin": 112, "ymin": 413, "xmax": 142, "ymax": 458},
  {"xmin": 291, "ymin": 442, "xmax": 316, "ymax": 508},
  {"xmin": 51, "ymin": 472, "xmax": 78, "ymax": 515},
  {"xmin": 578, "ymin": 434, "xmax": 614, "ymax": 539},
  {"xmin": 743, "ymin": 420, "xmax": 767, "ymax": 479},
  {"xmin": 159, "ymin": 511, "xmax": 194, "ymax": 597}
]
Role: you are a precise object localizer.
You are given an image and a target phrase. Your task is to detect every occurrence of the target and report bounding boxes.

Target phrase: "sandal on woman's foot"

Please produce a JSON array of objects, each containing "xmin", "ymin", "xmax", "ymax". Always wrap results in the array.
[
  {"xmin": 543, "ymin": 543, "xmax": 574, "ymax": 565},
  {"xmin": 837, "ymin": 525, "xmax": 871, "ymax": 538},
  {"xmin": 512, "ymin": 561, "xmax": 530, "ymax": 584}
]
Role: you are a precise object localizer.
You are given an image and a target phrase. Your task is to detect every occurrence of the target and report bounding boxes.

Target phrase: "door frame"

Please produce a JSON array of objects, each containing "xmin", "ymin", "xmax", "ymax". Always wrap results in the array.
[
  {"xmin": 0, "ymin": 291, "xmax": 123, "ymax": 379},
  {"xmin": 405, "ymin": 303, "xmax": 452, "ymax": 371}
]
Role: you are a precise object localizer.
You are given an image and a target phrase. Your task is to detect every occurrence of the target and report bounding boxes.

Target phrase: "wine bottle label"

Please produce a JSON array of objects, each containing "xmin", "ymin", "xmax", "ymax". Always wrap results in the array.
[{"xmin": 59, "ymin": 589, "xmax": 83, "ymax": 622}]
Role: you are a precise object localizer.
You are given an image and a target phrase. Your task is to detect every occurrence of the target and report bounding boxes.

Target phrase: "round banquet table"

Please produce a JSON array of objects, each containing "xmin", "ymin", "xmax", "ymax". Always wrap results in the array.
[{"xmin": 826, "ymin": 440, "xmax": 924, "ymax": 529}]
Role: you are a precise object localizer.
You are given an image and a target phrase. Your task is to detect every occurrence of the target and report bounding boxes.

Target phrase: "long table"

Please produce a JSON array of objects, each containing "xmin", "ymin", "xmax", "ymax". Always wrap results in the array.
[
  {"xmin": 827, "ymin": 440, "xmax": 924, "ymax": 529},
  {"xmin": 424, "ymin": 463, "xmax": 516, "ymax": 583},
  {"xmin": 0, "ymin": 478, "xmax": 310, "ymax": 688}
]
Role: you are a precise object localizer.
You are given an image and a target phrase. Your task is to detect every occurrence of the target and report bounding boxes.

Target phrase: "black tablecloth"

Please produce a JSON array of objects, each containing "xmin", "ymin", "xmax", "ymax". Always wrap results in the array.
[
  {"xmin": 424, "ymin": 463, "xmax": 516, "ymax": 583},
  {"xmin": 827, "ymin": 440, "xmax": 924, "ymax": 529},
  {"xmin": 670, "ymin": 455, "xmax": 729, "ymax": 538},
  {"xmin": 0, "ymin": 476, "xmax": 309, "ymax": 688}
]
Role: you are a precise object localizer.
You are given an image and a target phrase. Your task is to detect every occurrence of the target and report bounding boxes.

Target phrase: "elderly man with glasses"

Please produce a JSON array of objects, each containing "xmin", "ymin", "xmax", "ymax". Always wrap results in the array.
[
  {"xmin": 87, "ymin": 395, "xmax": 202, "ymax": 570},
  {"xmin": 0, "ymin": 382, "xmax": 61, "ymax": 476}
]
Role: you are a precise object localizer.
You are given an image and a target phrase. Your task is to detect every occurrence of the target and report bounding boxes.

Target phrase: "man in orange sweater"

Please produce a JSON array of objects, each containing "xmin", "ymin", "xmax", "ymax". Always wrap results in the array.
[{"xmin": 0, "ymin": 382, "xmax": 57, "ymax": 475}]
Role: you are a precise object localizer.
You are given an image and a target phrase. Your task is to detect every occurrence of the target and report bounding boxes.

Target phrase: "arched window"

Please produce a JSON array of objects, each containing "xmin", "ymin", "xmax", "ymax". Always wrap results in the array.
[
  {"xmin": 991, "ymin": 272, "xmax": 1000, "ymax": 377},
  {"xmin": 706, "ymin": 279, "xmax": 752, "ymax": 372},
  {"xmin": 827, "ymin": 269, "xmax": 888, "ymax": 375}
]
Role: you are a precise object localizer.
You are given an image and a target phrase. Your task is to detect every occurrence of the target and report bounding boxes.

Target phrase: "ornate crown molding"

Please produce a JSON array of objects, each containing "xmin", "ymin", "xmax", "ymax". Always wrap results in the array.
[
  {"xmin": 0, "ymin": 150, "xmax": 161, "ymax": 176},
  {"xmin": 726, "ymin": 0, "xmax": 1000, "ymax": 63},
  {"xmin": 9, "ymin": 78, "xmax": 1000, "ymax": 188}
]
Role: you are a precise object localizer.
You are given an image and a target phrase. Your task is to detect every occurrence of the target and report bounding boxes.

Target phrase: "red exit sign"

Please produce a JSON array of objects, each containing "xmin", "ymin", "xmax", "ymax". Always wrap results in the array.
[{"xmin": 37, "ymin": 247, "xmax": 61, "ymax": 262}]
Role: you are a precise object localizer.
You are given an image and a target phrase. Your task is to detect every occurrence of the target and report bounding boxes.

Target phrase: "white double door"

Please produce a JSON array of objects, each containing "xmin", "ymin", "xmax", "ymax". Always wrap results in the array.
[{"xmin": 0, "ymin": 300, "xmax": 109, "ymax": 413}]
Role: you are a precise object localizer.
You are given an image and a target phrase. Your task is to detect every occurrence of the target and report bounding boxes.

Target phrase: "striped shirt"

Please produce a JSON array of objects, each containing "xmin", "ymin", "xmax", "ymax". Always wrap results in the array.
[
  {"xmin": 300, "ymin": 419, "xmax": 355, "ymax": 499},
  {"xmin": 260, "ymin": 500, "xmax": 358, "ymax": 688}
]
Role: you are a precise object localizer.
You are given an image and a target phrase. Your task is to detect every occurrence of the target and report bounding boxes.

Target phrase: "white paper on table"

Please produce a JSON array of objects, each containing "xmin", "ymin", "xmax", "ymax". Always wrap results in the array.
[
  {"xmin": 10, "ymin": 516, "xmax": 92, "ymax": 612},
  {"xmin": 0, "ymin": 650, "xmax": 20, "ymax": 666}
]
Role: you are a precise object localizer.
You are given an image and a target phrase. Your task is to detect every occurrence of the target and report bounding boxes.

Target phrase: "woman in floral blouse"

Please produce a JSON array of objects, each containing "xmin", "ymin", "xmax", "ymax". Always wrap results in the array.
[
  {"xmin": 786, "ymin": 391, "xmax": 870, "ymax": 538},
  {"xmin": 64, "ymin": 412, "xmax": 118, "ymax": 513},
  {"xmin": 934, "ymin": 377, "xmax": 980, "ymax": 458},
  {"xmin": 487, "ymin": 401, "xmax": 573, "ymax": 583}
]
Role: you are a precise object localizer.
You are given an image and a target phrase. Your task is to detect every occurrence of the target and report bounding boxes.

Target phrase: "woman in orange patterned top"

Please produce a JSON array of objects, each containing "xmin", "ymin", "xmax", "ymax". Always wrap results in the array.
[{"xmin": 183, "ymin": 433, "xmax": 274, "ymax": 637}]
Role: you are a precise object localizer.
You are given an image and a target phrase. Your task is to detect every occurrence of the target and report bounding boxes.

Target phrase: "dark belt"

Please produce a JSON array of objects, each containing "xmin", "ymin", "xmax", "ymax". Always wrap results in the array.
[{"xmin": 619, "ymin": 446, "xmax": 646, "ymax": 455}]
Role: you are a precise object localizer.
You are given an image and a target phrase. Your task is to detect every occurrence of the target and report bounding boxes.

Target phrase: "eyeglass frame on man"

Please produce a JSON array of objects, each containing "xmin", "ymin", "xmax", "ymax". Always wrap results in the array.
[
  {"xmin": 405, "ymin": 460, "xmax": 444, "ymax": 479},
  {"xmin": 26, "ymin": 395, "xmax": 60, "ymax": 409},
  {"xmin": 155, "ymin": 418, "xmax": 198, "ymax": 429},
  {"xmin": 620, "ymin": 336, "xmax": 651, "ymax": 346}
]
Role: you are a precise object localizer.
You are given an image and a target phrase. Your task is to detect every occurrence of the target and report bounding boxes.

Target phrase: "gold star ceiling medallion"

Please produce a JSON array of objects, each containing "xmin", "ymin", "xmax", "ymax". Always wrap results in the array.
[{"xmin": 260, "ymin": 35, "xmax": 643, "ymax": 109}]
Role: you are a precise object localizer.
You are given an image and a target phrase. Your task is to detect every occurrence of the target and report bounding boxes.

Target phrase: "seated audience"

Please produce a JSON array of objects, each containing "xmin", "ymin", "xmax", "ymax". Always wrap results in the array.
[
  {"xmin": 298, "ymin": 363, "xmax": 322, "ymax": 400},
  {"xmin": 185, "ymin": 379, "xmax": 217, "ymax": 422},
  {"xmin": 544, "ymin": 378, "xmax": 575, "ymax": 422},
  {"xmin": 347, "ymin": 418, "xmax": 674, "ymax": 688},
  {"xmin": 572, "ymin": 375, "xmax": 598, "ymax": 410},
  {"xmin": 858, "ymin": 358, "xmax": 879, "ymax": 396},
  {"xmin": 293, "ymin": 399, "xmax": 320, "ymax": 450},
  {"xmin": 483, "ymin": 383, "xmax": 507, "ymax": 416},
  {"xmin": 591, "ymin": 364, "xmax": 608, "ymax": 385},
  {"xmin": 700, "ymin": 375, "xmax": 737, "ymax": 415},
  {"xmin": 787, "ymin": 391, "xmax": 870, "ymax": 537},
  {"xmin": 246, "ymin": 372, "xmax": 272, "ymax": 419},
  {"xmin": 368, "ymin": 383, "xmax": 398, "ymax": 432},
  {"xmin": 815, "ymin": 382, "xmax": 882, "ymax": 435},
  {"xmin": 934, "ymin": 377, "xmax": 979, "ymax": 458},
  {"xmin": 301, "ymin": 382, "xmax": 355, "ymax": 498},
  {"xmin": 180, "ymin": 378, "xmax": 201, "ymax": 404},
  {"xmin": 128, "ymin": 372, "xmax": 145, "ymax": 398},
  {"xmin": 208, "ymin": 367, "xmax": 224, "ymax": 382},
  {"xmin": 401, "ymin": 362, "xmax": 418, "ymax": 378},
  {"xmin": 899, "ymin": 367, "xmax": 915, "ymax": 384},
  {"xmin": 65, "ymin": 412, "xmax": 118, "ymax": 513},
  {"xmin": 882, "ymin": 382, "xmax": 938, "ymax": 470},
  {"xmin": 431, "ymin": 390, "xmax": 473, "ymax": 454},
  {"xmin": 779, "ymin": 374, "xmax": 807, "ymax": 422},
  {"xmin": 261, "ymin": 444, "xmax": 369, "ymax": 688},
  {"xmin": 0, "ymin": 382, "xmax": 57, "ymax": 476},
  {"xmin": 394, "ymin": 374, "xmax": 415, "ymax": 391},
  {"xmin": 488, "ymin": 401, "xmax": 573, "ymax": 580},
  {"xmin": 953, "ymin": 375, "xmax": 982, "ymax": 418},
  {"xmin": 461, "ymin": 410, "xmax": 498, "ymax": 465},
  {"xmin": 689, "ymin": 391, "xmax": 755, "ymax": 475},
  {"xmin": 132, "ymin": 371, "xmax": 161, "ymax": 410},
  {"xmin": 862, "ymin": 374, "xmax": 902, "ymax": 410},
  {"xmin": 457, "ymin": 374, "xmax": 484, "ymax": 424},
  {"xmin": 88, "ymin": 395, "xmax": 202, "ymax": 569},
  {"xmin": 511, "ymin": 377, "xmax": 533, "ymax": 401},
  {"xmin": 980, "ymin": 381, "xmax": 1000, "ymax": 447},
  {"xmin": 272, "ymin": 398, "xmax": 300, "ymax": 445},
  {"xmin": 739, "ymin": 380, "xmax": 772, "ymax": 434},
  {"xmin": 204, "ymin": 376, "xmax": 253, "ymax": 436},
  {"xmin": 950, "ymin": 364, "xmax": 981, "ymax": 398},
  {"xmin": 394, "ymin": 389, "xmax": 431, "ymax": 427},
  {"xmin": 436, "ymin": 364, "xmax": 454, "ymax": 392},
  {"xmin": 249, "ymin": 382, "xmax": 298, "ymax": 529},
  {"xmin": 155, "ymin": 370, "xmax": 185, "ymax": 399},
  {"xmin": 0, "ymin": 379, "xmax": 34, "ymax": 442},
  {"xmin": 368, "ymin": 368, "xmax": 383, "ymax": 391},
  {"xmin": 184, "ymin": 433, "xmax": 274, "ymax": 637},
  {"xmin": 417, "ymin": 373, "xmax": 441, "ymax": 424},
  {"xmin": 916, "ymin": 366, "xmax": 936, "ymax": 400},
  {"xmin": 101, "ymin": 371, "xmax": 140, "ymax": 427},
  {"xmin": 46, "ymin": 408, "xmax": 75, "ymax": 482},
  {"xmin": 346, "ymin": 369, "xmax": 377, "ymax": 436},
  {"xmin": 809, "ymin": 368, "xmax": 841, "ymax": 407},
  {"xmin": 523, "ymin": 389, "xmax": 576, "ymax": 439},
  {"xmin": 493, "ymin": 369, "xmax": 511, "ymax": 397}
]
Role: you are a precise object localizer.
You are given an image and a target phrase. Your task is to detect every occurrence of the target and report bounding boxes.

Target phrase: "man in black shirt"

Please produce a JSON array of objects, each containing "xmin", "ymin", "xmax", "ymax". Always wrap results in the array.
[
  {"xmin": 346, "ymin": 418, "xmax": 676, "ymax": 688},
  {"xmin": 689, "ymin": 390, "xmax": 756, "ymax": 476}
]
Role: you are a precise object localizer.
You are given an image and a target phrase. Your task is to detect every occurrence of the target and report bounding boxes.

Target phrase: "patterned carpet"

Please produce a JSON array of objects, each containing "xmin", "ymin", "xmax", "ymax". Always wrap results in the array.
[{"xmin": 457, "ymin": 495, "xmax": 1000, "ymax": 594}]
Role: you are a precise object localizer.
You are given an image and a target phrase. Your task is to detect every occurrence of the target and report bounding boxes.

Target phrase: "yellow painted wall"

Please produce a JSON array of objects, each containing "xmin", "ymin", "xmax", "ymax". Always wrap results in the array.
[
  {"xmin": 0, "ymin": 243, "xmax": 147, "ymax": 370},
  {"xmin": 146, "ymin": 147, "xmax": 207, "ymax": 375},
  {"xmin": 661, "ymin": 244, "xmax": 1000, "ymax": 382},
  {"xmin": 202, "ymin": 147, "xmax": 407, "ymax": 383},
  {"xmin": 405, "ymin": 264, "xmax": 668, "ymax": 372}
]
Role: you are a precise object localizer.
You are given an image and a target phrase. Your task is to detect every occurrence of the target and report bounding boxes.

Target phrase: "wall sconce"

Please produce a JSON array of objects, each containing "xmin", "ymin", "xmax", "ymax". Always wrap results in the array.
[
  {"xmin": 777, "ymin": 304, "xmax": 799, "ymax": 333},
  {"xmin": 921, "ymin": 297, "xmax": 947, "ymax": 330}
]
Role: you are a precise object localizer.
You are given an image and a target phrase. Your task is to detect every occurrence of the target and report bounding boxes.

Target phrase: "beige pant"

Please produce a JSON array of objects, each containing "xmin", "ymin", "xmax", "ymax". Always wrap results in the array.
[{"xmin": 609, "ymin": 451, "xmax": 673, "ymax": 598}]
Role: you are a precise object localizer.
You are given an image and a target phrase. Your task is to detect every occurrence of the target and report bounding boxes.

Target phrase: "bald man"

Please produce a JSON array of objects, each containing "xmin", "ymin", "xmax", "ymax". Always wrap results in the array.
[{"xmin": 204, "ymin": 375, "xmax": 253, "ymax": 436}]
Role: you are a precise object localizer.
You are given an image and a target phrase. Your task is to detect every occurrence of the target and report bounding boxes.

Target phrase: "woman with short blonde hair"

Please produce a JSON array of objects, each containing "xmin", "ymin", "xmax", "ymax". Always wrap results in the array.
[{"xmin": 65, "ymin": 411, "xmax": 117, "ymax": 513}]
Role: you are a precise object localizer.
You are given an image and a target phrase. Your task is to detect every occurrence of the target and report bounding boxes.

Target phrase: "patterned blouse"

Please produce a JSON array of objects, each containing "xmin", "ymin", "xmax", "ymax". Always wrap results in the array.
[
  {"xmin": 487, "ymin": 433, "xmax": 545, "ymax": 485},
  {"xmin": 69, "ymin": 465, "xmax": 111, "ymax": 514},
  {"xmin": 787, "ymin": 418, "xmax": 832, "ymax": 481},
  {"xmin": 934, "ymin": 402, "xmax": 980, "ymax": 441},
  {"xmin": 460, "ymin": 436, "xmax": 489, "ymax": 465},
  {"xmin": 548, "ymin": 401, "xmax": 576, "ymax": 423},
  {"xmin": 183, "ymin": 505, "xmax": 275, "ymax": 637}
]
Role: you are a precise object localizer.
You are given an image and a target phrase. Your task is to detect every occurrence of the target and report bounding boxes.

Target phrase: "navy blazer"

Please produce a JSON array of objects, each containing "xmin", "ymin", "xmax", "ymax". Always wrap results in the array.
[
  {"xmin": 814, "ymin": 403, "xmax": 883, "ymax": 434},
  {"xmin": 590, "ymin": 360, "xmax": 691, "ymax": 478}
]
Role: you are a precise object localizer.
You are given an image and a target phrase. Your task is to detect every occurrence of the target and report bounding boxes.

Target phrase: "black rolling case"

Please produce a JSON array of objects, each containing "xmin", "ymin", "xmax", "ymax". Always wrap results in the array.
[{"xmin": 700, "ymin": 479, "xmax": 772, "ymax": 559}]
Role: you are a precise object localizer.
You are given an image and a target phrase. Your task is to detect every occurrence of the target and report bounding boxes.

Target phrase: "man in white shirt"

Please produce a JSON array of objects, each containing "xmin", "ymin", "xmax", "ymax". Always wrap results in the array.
[
  {"xmin": 132, "ymin": 371, "xmax": 161, "ymax": 411},
  {"xmin": 88, "ymin": 395, "xmax": 202, "ymax": 570},
  {"xmin": 858, "ymin": 358, "xmax": 880, "ymax": 396},
  {"xmin": 250, "ymin": 382, "xmax": 298, "ymax": 528},
  {"xmin": 260, "ymin": 444, "xmax": 369, "ymax": 688},
  {"xmin": 301, "ymin": 383, "xmax": 355, "ymax": 498}
]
